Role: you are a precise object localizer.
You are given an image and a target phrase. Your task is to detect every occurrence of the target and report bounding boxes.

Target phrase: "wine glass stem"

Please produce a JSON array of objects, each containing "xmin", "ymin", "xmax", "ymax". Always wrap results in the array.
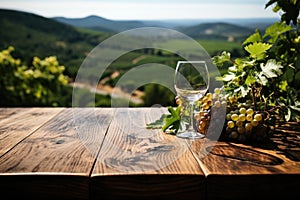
[{"xmin": 188, "ymin": 101, "xmax": 195, "ymax": 132}]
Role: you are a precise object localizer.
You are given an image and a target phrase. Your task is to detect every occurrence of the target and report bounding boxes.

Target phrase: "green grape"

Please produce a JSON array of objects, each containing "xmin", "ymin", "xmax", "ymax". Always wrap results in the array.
[
  {"xmin": 236, "ymin": 120, "xmax": 243, "ymax": 127},
  {"xmin": 246, "ymin": 114, "xmax": 253, "ymax": 121},
  {"xmin": 204, "ymin": 112, "xmax": 210, "ymax": 119},
  {"xmin": 200, "ymin": 116, "xmax": 206, "ymax": 122},
  {"xmin": 199, "ymin": 111, "xmax": 205, "ymax": 117},
  {"xmin": 230, "ymin": 131, "xmax": 239, "ymax": 139},
  {"xmin": 206, "ymin": 93, "xmax": 213, "ymax": 100},
  {"xmin": 246, "ymin": 108, "xmax": 254, "ymax": 115},
  {"xmin": 202, "ymin": 96, "xmax": 209, "ymax": 103},
  {"xmin": 226, "ymin": 127, "xmax": 233, "ymax": 134},
  {"xmin": 214, "ymin": 100, "xmax": 221, "ymax": 108},
  {"xmin": 207, "ymin": 100, "xmax": 213, "ymax": 106},
  {"xmin": 251, "ymin": 119, "xmax": 259, "ymax": 127},
  {"xmin": 226, "ymin": 113, "xmax": 232, "ymax": 120},
  {"xmin": 213, "ymin": 93, "xmax": 220, "ymax": 99},
  {"xmin": 228, "ymin": 96, "xmax": 237, "ymax": 103},
  {"xmin": 221, "ymin": 101, "xmax": 227, "ymax": 108},
  {"xmin": 237, "ymin": 126, "xmax": 245, "ymax": 134},
  {"xmin": 254, "ymin": 113, "xmax": 263, "ymax": 121},
  {"xmin": 214, "ymin": 87, "xmax": 221, "ymax": 94},
  {"xmin": 231, "ymin": 114, "xmax": 239, "ymax": 121},
  {"xmin": 199, "ymin": 120, "xmax": 206, "ymax": 128},
  {"xmin": 227, "ymin": 120, "xmax": 235, "ymax": 128},
  {"xmin": 245, "ymin": 123, "xmax": 252, "ymax": 131},
  {"xmin": 239, "ymin": 107, "xmax": 246, "ymax": 114},
  {"xmin": 238, "ymin": 114, "xmax": 246, "ymax": 121},
  {"xmin": 202, "ymin": 103, "xmax": 210, "ymax": 110},
  {"xmin": 226, "ymin": 106, "xmax": 232, "ymax": 113}
]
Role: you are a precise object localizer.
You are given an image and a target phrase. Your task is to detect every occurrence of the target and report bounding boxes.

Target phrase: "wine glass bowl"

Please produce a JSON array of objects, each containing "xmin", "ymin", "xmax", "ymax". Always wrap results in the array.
[{"xmin": 174, "ymin": 61, "xmax": 209, "ymax": 139}]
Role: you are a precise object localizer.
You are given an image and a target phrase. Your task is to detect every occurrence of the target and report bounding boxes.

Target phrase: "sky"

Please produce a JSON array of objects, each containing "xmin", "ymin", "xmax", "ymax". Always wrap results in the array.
[{"xmin": 0, "ymin": 0, "xmax": 279, "ymax": 20}]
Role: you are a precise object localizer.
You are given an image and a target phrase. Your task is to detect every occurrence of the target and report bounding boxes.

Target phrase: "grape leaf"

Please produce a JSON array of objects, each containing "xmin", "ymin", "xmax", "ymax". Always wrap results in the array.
[
  {"xmin": 245, "ymin": 74, "xmax": 256, "ymax": 86},
  {"xmin": 222, "ymin": 72, "xmax": 235, "ymax": 82},
  {"xmin": 260, "ymin": 59, "xmax": 283, "ymax": 78},
  {"xmin": 241, "ymin": 86, "xmax": 250, "ymax": 97},
  {"xmin": 263, "ymin": 22, "xmax": 292, "ymax": 43},
  {"xmin": 161, "ymin": 106, "xmax": 181, "ymax": 133},
  {"xmin": 212, "ymin": 51, "xmax": 231, "ymax": 66},
  {"xmin": 245, "ymin": 42, "xmax": 272, "ymax": 60},
  {"xmin": 242, "ymin": 29, "xmax": 262, "ymax": 46},
  {"xmin": 257, "ymin": 72, "xmax": 268, "ymax": 85},
  {"xmin": 146, "ymin": 114, "xmax": 166, "ymax": 129},
  {"xmin": 234, "ymin": 85, "xmax": 250, "ymax": 98},
  {"xmin": 265, "ymin": 0, "xmax": 277, "ymax": 9},
  {"xmin": 278, "ymin": 80, "xmax": 288, "ymax": 91}
]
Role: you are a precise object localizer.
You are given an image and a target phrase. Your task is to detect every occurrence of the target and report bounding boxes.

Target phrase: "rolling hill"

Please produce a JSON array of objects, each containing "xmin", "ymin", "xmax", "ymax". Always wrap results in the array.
[
  {"xmin": 0, "ymin": 8, "xmax": 257, "ymax": 80},
  {"xmin": 177, "ymin": 22, "xmax": 253, "ymax": 41},
  {"xmin": 0, "ymin": 9, "xmax": 110, "ymax": 78},
  {"xmin": 53, "ymin": 15, "xmax": 254, "ymax": 40},
  {"xmin": 0, "ymin": 8, "xmax": 267, "ymax": 107},
  {"xmin": 53, "ymin": 15, "xmax": 147, "ymax": 33}
]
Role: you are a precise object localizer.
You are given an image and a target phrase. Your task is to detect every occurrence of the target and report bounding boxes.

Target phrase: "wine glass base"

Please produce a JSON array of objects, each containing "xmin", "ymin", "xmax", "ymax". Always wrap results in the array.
[{"xmin": 176, "ymin": 131, "xmax": 205, "ymax": 139}]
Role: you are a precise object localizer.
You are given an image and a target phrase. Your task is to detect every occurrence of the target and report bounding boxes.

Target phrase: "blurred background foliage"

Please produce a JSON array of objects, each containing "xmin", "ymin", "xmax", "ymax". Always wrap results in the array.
[{"xmin": 0, "ymin": 0, "xmax": 299, "ymax": 108}]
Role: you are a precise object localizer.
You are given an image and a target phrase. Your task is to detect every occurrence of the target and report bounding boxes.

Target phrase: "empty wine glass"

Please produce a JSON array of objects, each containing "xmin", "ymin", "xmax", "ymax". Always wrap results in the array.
[{"xmin": 174, "ymin": 61, "xmax": 209, "ymax": 139}]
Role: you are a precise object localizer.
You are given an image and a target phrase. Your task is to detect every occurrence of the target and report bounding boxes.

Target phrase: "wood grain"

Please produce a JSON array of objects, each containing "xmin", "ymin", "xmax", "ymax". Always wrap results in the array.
[
  {"xmin": 189, "ymin": 133, "xmax": 300, "ymax": 199},
  {"xmin": 0, "ymin": 107, "xmax": 64, "ymax": 156},
  {"xmin": 0, "ymin": 108, "xmax": 113, "ymax": 200},
  {"xmin": 0, "ymin": 107, "xmax": 31, "ymax": 121},
  {"xmin": 0, "ymin": 108, "xmax": 299, "ymax": 200},
  {"xmin": 91, "ymin": 107, "xmax": 205, "ymax": 199}
]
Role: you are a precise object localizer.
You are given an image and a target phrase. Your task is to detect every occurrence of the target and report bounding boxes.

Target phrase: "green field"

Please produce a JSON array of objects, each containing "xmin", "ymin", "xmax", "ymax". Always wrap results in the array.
[{"xmin": 198, "ymin": 40, "xmax": 244, "ymax": 56}]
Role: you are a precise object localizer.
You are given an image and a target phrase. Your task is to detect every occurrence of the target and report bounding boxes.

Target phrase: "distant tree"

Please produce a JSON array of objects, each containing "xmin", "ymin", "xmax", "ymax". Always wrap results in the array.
[{"xmin": 142, "ymin": 84, "xmax": 176, "ymax": 107}]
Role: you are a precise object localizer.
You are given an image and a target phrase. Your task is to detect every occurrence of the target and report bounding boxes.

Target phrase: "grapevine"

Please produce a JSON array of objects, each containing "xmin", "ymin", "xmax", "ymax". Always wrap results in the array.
[{"xmin": 147, "ymin": 0, "xmax": 299, "ymax": 143}]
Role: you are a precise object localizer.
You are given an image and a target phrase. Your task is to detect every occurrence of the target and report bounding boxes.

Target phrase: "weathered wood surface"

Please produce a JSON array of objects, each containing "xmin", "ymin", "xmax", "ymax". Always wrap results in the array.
[
  {"xmin": 0, "ymin": 107, "xmax": 299, "ymax": 200},
  {"xmin": 0, "ymin": 107, "xmax": 64, "ymax": 156},
  {"xmin": 91, "ymin": 107, "xmax": 205, "ymax": 200},
  {"xmin": 0, "ymin": 108, "xmax": 113, "ymax": 200},
  {"xmin": 189, "ymin": 122, "xmax": 300, "ymax": 199}
]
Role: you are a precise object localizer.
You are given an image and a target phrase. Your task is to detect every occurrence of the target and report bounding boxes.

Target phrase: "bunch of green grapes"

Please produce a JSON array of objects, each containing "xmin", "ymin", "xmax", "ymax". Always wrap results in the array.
[
  {"xmin": 195, "ymin": 88, "xmax": 227, "ymax": 135},
  {"xmin": 195, "ymin": 88, "xmax": 270, "ymax": 142},
  {"xmin": 224, "ymin": 94, "xmax": 273, "ymax": 142},
  {"xmin": 177, "ymin": 87, "xmax": 271, "ymax": 142},
  {"xmin": 225, "ymin": 107, "xmax": 266, "ymax": 142}
]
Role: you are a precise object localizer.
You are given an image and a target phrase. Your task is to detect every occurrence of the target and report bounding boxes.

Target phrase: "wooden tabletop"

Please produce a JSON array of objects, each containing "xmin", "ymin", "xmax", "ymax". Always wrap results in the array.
[{"xmin": 0, "ymin": 107, "xmax": 299, "ymax": 200}]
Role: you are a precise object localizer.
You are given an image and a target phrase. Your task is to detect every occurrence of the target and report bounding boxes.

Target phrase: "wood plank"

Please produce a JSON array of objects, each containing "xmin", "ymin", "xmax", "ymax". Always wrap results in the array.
[
  {"xmin": 0, "ymin": 108, "xmax": 113, "ymax": 200},
  {"xmin": 271, "ymin": 122, "xmax": 300, "ymax": 161},
  {"xmin": 0, "ymin": 107, "xmax": 31, "ymax": 121},
  {"xmin": 189, "ymin": 131, "xmax": 300, "ymax": 199},
  {"xmin": 91, "ymin": 107, "xmax": 205, "ymax": 200},
  {"xmin": 0, "ymin": 107, "xmax": 64, "ymax": 156}
]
